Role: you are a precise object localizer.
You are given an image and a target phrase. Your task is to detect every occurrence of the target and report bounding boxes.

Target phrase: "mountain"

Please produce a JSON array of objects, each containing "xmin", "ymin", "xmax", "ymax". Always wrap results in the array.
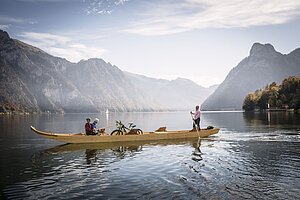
[
  {"xmin": 125, "ymin": 72, "xmax": 215, "ymax": 110},
  {"xmin": 201, "ymin": 43, "xmax": 300, "ymax": 110},
  {"xmin": 0, "ymin": 30, "xmax": 157, "ymax": 113},
  {"xmin": 0, "ymin": 30, "xmax": 214, "ymax": 113}
]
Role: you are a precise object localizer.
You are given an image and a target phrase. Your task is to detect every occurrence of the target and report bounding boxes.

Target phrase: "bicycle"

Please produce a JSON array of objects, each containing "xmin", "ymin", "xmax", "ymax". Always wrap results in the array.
[{"xmin": 110, "ymin": 120, "xmax": 143, "ymax": 135}]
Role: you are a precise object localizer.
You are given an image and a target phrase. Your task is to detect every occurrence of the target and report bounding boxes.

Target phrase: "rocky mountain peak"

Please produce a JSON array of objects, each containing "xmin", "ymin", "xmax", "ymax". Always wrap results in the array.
[
  {"xmin": 80, "ymin": 58, "xmax": 105, "ymax": 63},
  {"xmin": 0, "ymin": 29, "xmax": 10, "ymax": 40},
  {"xmin": 249, "ymin": 43, "xmax": 279, "ymax": 58},
  {"xmin": 201, "ymin": 42, "xmax": 300, "ymax": 111},
  {"xmin": 0, "ymin": 30, "xmax": 12, "ymax": 47}
]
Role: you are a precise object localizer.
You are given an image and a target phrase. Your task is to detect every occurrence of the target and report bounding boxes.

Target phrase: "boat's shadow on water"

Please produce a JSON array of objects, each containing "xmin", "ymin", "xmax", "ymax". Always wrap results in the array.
[
  {"xmin": 43, "ymin": 138, "xmax": 200, "ymax": 153},
  {"xmin": 34, "ymin": 138, "xmax": 207, "ymax": 162}
]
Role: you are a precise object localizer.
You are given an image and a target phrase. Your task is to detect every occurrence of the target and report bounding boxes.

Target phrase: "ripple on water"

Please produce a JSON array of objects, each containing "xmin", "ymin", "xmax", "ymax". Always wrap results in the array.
[
  {"xmin": 3, "ymin": 136, "xmax": 300, "ymax": 199},
  {"xmin": 216, "ymin": 128, "xmax": 300, "ymax": 143}
]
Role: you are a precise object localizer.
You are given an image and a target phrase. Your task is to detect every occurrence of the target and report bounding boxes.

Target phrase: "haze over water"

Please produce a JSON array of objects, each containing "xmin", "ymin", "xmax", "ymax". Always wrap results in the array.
[{"xmin": 1, "ymin": 111, "xmax": 300, "ymax": 199}]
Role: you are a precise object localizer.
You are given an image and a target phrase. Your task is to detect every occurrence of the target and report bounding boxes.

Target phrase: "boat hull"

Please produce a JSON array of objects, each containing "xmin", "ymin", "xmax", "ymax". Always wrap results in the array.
[{"xmin": 30, "ymin": 126, "xmax": 219, "ymax": 144}]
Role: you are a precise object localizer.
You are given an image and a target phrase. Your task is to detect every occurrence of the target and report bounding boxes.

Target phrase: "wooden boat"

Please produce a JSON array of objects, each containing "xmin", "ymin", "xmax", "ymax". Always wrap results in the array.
[{"xmin": 30, "ymin": 126, "xmax": 219, "ymax": 144}]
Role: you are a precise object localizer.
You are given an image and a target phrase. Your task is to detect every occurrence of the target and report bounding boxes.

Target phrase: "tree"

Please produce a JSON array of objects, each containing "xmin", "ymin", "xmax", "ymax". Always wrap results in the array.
[
  {"xmin": 242, "ymin": 76, "xmax": 300, "ymax": 110},
  {"xmin": 243, "ymin": 93, "xmax": 256, "ymax": 111},
  {"xmin": 268, "ymin": 83, "xmax": 279, "ymax": 107},
  {"xmin": 279, "ymin": 76, "xmax": 300, "ymax": 109}
]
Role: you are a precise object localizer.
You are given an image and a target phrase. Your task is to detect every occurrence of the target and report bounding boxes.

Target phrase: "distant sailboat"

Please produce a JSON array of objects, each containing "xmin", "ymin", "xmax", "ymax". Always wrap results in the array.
[{"xmin": 105, "ymin": 109, "xmax": 109, "ymax": 114}]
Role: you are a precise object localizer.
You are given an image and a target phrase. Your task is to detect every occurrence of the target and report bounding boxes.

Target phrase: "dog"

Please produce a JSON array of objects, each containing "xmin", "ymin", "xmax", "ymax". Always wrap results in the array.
[{"xmin": 155, "ymin": 127, "xmax": 167, "ymax": 132}]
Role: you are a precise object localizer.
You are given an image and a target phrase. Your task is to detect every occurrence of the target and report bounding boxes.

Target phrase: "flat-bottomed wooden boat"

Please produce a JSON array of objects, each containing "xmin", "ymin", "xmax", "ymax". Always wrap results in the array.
[{"xmin": 30, "ymin": 126, "xmax": 219, "ymax": 144}]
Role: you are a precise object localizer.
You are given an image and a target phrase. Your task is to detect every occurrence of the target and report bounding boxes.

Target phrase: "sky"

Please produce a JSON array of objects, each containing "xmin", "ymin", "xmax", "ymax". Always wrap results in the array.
[{"xmin": 1, "ymin": 0, "xmax": 300, "ymax": 87}]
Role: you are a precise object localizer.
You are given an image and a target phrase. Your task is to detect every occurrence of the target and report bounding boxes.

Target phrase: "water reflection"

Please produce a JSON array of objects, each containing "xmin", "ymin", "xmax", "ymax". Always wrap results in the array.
[
  {"xmin": 85, "ymin": 149, "xmax": 97, "ymax": 165},
  {"xmin": 191, "ymin": 139, "xmax": 202, "ymax": 162},
  {"xmin": 243, "ymin": 111, "xmax": 300, "ymax": 128},
  {"xmin": 2, "ymin": 138, "xmax": 202, "ymax": 198},
  {"xmin": 42, "ymin": 138, "xmax": 200, "ymax": 155},
  {"xmin": 1, "ymin": 112, "xmax": 300, "ymax": 199},
  {"xmin": 202, "ymin": 111, "xmax": 246, "ymax": 132}
]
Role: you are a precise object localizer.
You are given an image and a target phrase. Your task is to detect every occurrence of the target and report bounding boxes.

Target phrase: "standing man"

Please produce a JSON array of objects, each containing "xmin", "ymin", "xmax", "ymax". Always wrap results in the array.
[{"xmin": 190, "ymin": 105, "xmax": 201, "ymax": 131}]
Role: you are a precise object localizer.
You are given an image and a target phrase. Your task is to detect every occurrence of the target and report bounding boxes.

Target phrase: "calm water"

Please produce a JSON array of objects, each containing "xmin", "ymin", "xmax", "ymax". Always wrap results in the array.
[{"xmin": 1, "ymin": 111, "xmax": 300, "ymax": 199}]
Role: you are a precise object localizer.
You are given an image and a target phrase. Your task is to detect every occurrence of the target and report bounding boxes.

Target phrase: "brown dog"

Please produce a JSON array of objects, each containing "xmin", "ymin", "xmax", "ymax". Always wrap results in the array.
[{"xmin": 155, "ymin": 127, "xmax": 167, "ymax": 132}]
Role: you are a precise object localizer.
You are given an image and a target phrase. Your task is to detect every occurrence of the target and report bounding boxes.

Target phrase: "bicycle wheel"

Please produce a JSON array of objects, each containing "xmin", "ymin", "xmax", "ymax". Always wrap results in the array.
[
  {"xmin": 111, "ymin": 130, "xmax": 123, "ymax": 135},
  {"xmin": 136, "ymin": 129, "xmax": 143, "ymax": 134}
]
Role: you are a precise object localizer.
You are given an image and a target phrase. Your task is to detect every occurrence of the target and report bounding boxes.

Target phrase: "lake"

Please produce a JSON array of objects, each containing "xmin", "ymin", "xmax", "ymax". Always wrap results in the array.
[{"xmin": 1, "ymin": 111, "xmax": 300, "ymax": 199}]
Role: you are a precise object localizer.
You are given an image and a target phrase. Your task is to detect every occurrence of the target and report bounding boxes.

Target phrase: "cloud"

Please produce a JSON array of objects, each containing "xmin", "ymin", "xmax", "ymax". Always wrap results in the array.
[
  {"xmin": 124, "ymin": 0, "xmax": 300, "ymax": 36},
  {"xmin": 19, "ymin": 32, "xmax": 106, "ymax": 62},
  {"xmin": 0, "ymin": 24, "xmax": 10, "ymax": 29},
  {"xmin": 0, "ymin": 15, "xmax": 37, "ymax": 28},
  {"xmin": 84, "ymin": 0, "xmax": 129, "ymax": 15},
  {"xmin": 17, "ymin": 0, "xmax": 72, "ymax": 2},
  {"xmin": 20, "ymin": 32, "xmax": 71, "ymax": 45},
  {"xmin": 0, "ymin": 16, "xmax": 27, "ymax": 24}
]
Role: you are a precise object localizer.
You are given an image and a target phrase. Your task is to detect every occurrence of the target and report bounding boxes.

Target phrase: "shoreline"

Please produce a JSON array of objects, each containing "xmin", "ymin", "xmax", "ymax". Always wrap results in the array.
[{"xmin": 1, "ymin": 109, "xmax": 299, "ymax": 115}]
